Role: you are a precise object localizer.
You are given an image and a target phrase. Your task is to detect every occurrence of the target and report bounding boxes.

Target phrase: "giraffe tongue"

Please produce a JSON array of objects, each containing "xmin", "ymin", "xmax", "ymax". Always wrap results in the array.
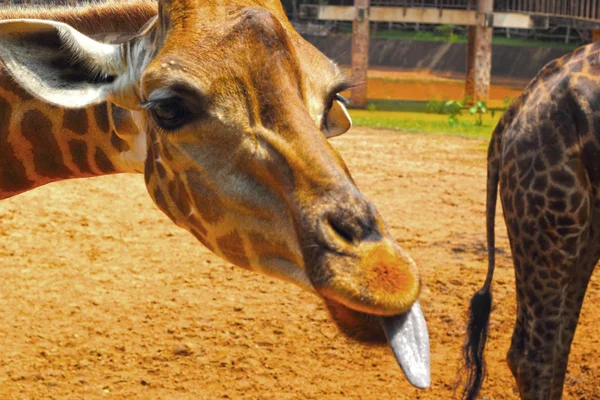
[{"xmin": 381, "ymin": 301, "xmax": 431, "ymax": 389}]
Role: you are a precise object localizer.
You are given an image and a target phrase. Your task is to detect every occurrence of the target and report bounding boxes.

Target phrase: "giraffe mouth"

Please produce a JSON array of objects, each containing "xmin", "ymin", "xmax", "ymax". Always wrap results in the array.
[
  {"xmin": 299, "ymin": 218, "xmax": 430, "ymax": 388},
  {"xmin": 322, "ymin": 296, "xmax": 430, "ymax": 389}
]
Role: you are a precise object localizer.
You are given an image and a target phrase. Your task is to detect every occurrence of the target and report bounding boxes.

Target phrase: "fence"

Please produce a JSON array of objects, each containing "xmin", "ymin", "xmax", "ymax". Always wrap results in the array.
[
  {"xmin": 322, "ymin": 0, "xmax": 600, "ymax": 22},
  {"xmin": 370, "ymin": 0, "xmax": 475, "ymax": 8},
  {"xmin": 498, "ymin": 1, "xmax": 600, "ymax": 20}
]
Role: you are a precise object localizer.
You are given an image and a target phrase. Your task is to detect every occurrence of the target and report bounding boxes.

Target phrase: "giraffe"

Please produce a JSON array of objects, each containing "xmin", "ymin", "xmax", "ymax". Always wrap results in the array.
[
  {"xmin": 0, "ymin": 0, "xmax": 430, "ymax": 388},
  {"xmin": 461, "ymin": 41, "xmax": 600, "ymax": 399}
]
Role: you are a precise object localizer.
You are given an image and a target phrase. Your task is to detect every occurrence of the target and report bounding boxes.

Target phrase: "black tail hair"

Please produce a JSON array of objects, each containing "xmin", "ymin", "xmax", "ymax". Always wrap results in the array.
[
  {"xmin": 459, "ymin": 102, "xmax": 512, "ymax": 399},
  {"xmin": 460, "ymin": 288, "xmax": 492, "ymax": 400}
]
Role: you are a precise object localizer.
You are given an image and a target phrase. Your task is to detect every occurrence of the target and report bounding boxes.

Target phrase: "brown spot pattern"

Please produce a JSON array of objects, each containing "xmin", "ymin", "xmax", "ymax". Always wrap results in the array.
[
  {"xmin": 190, "ymin": 228, "xmax": 213, "ymax": 252},
  {"xmin": 155, "ymin": 160, "xmax": 167, "ymax": 179},
  {"xmin": 216, "ymin": 230, "xmax": 250, "ymax": 270},
  {"xmin": 94, "ymin": 147, "xmax": 115, "ymax": 174},
  {"xmin": 248, "ymin": 231, "xmax": 292, "ymax": 260},
  {"xmin": 110, "ymin": 104, "xmax": 137, "ymax": 146},
  {"xmin": 144, "ymin": 148, "xmax": 153, "ymax": 185},
  {"xmin": 0, "ymin": 96, "xmax": 31, "ymax": 192},
  {"xmin": 110, "ymin": 130, "xmax": 130, "ymax": 152},
  {"xmin": 62, "ymin": 108, "xmax": 88, "ymax": 135},
  {"xmin": 21, "ymin": 109, "xmax": 71, "ymax": 179},
  {"xmin": 93, "ymin": 103, "xmax": 110, "ymax": 133},
  {"xmin": 68, "ymin": 139, "xmax": 93, "ymax": 175},
  {"xmin": 153, "ymin": 187, "xmax": 172, "ymax": 219},
  {"xmin": 167, "ymin": 179, "xmax": 189, "ymax": 215},
  {"xmin": 185, "ymin": 170, "xmax": 224, "ymax": 224},
  {"xmin": 167, "ymin": 174, "xmax": 210, "ymax": 238},
  {"xmin": 189, "ymin": 214, "xmax": 208, "ymax": 236}
]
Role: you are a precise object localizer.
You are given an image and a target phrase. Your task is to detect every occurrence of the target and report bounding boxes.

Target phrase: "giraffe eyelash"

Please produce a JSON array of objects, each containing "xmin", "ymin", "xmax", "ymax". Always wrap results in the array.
[
  {"xmin": 335, "ymin": 94, "xmax": 351, "ymax": 106},
  {"xmin": 141, "ymin": 97, "xmax": 193, "ymax": 132}
]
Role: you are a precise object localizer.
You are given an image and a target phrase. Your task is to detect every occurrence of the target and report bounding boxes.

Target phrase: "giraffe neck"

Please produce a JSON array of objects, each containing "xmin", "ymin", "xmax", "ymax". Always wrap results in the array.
[
  {"xmin": 0, "ymin": 0, "xmax": 158, "ymax": 200},
  {"xmin": 0, "ymin": 76, "xmax": 147, "ymax": 200}
]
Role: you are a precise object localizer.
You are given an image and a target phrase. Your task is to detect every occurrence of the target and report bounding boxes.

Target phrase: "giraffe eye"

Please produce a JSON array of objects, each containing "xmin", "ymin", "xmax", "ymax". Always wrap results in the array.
[{"xmin": 150, "ymin": 99, "xmax": 190, "ymax": 130}]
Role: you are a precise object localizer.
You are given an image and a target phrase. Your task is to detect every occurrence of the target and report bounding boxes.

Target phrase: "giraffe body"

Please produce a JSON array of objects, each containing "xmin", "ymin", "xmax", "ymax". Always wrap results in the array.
[
  {"xmin": 0, "ymin": 0, "xmax": 430, "ymax": 389},
  {"xmin": 463, "ymin": 41, "xmax": 600, "ymax": 399}
]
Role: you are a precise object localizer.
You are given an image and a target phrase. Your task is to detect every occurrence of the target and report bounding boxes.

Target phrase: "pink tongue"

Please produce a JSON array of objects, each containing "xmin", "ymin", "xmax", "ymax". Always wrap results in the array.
[{"xmin": 381, "ymin": 301, "xmax": 431, "ymax": 389}]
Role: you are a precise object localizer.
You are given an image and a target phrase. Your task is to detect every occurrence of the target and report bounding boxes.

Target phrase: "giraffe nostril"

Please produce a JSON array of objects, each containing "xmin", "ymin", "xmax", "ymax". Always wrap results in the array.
[
  {"xmin": 327, "ymin": 215, "xmax": 356, "ymax": 244},
  {"xmin": 313, "ymin": 190, "xmax": 380, "ymax": 250},
  {"xmin": 322, "ymin": 204, "xmax": 378, "ymax": 248}
]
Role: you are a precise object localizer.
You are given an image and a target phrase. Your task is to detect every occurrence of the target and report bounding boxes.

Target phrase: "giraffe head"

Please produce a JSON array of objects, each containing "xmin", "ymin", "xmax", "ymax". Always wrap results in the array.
[{"xmin": 0, "ymin": 0, "xmax": 429, "ymax": 387}]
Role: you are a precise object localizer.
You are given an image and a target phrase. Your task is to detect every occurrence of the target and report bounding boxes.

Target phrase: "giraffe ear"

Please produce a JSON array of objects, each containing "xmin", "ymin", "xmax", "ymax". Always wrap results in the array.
[
  {"xmin": 0, "ymin": 19, "xmax": 127, "ymax": 108},
  {"xmin": 323, "ymin": 99, "xmax": 352, "ymax": 138}
]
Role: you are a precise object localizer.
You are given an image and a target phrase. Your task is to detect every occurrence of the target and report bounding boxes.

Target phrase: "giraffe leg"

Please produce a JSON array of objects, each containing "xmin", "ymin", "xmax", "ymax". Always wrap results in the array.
[
  {"xmin": 507, "ymin": 254, "xmax": 596, "ymax": 399},
  {"xmin": 502, "ymin": 161, "xmax": 598, "ymax": 400}
]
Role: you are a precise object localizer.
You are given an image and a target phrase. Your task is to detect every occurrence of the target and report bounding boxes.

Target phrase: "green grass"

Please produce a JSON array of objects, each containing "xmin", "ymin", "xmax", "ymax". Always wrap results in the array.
[
  {"xmin": 375, "ymin": 31, "xmax": 580, "ymax": 50},
  {"xmin": 355, "ymin": 99, "xmax": 510, "ymax": 113},
  {"xmin": 361, "ymin": 99, "xmax": 431, "ymax": 112},
  {"xmin": 338, "ymin": 26, "xmax": 580, "ymax": 50},
  {"xmin": 348, "ymin": 109, "xmax": 503, "ymax": 140}
]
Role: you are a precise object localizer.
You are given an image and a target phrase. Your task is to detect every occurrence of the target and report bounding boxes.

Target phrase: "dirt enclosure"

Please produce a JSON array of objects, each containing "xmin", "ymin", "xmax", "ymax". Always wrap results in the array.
[
  {"xmin": 340, "ymin": 68, "xmax": 525, "ymax": 108},
  {"xmin": 1, "ymin": 128, "xmax": 599, "ymax": 399}
]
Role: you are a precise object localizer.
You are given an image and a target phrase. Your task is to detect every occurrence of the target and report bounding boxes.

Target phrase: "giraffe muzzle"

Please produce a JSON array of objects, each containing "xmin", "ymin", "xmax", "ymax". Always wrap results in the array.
[{"xmin": 303, "ymin": 196, "xmax": 430, "ymax": 389}]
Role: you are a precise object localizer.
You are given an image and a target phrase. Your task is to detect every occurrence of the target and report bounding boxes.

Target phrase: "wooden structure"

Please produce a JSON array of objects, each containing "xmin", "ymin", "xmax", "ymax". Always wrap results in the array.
[
  {"xmin": 301, "ymin": 0, "xmax": 600, "ymax": 107},
  {"xmin": 465, "ymin": 0, "xmax": 492, "ymax": 104},
  {"xmin": 351, "ymin": 0, "xmax": 370, "ymax": 107},
  {"xmin": 3, "ymin": 0, "xmax": 600, "ymax": 105}
]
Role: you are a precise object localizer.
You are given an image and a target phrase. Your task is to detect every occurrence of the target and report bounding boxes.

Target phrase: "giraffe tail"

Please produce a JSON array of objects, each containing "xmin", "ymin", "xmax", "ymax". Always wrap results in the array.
[{"xmin": 459, "ymin": 105, "xmax": 508, "ymax": 400}]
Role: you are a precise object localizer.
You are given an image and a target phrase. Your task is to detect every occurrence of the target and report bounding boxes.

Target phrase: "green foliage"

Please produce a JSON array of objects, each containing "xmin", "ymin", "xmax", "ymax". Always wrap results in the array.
[
  {"xmin": 413, "ymin": 30, "xmax": 438, "ymax": 41},
  {"xmin": 366, "ymin": 103, "xmax": 378, "ymax": 111},
  {"xmin": 443, "ymin": 100, "xmax": 463, "ymax": 115},
  {"xmin": 426, "ymin": 97, "xmax": 512, "ymax": 128},
  {"xmin": 433, "ymin": 24, "xmax": 455, "ymax": 39},
  {"xmin": 443, "ymin": 100, "xmax": 463, "ymax": 126},
  {"xmin": 469, "ymin": 101, "xmax": 488, "ymax": 126},
  {"xmin": 426, "ymin": 100, "xmax": 445, "ymax": 114}
]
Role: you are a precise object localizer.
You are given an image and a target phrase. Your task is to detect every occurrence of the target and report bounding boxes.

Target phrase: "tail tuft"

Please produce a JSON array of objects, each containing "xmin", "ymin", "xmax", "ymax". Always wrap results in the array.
[{"xmin": 460, "ymin": 288, "xmax": 492, "ymax": 400}]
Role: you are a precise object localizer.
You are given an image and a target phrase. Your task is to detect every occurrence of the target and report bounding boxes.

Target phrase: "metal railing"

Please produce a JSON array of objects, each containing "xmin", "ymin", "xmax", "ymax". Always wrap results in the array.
[
  {"xmin": 498, "ymin": 0, "xmax": 600, "ymax": 20},
  {"xmin": 370, "ymin": 0, "xmax": 475, "ymax": 8},
  {"xmin": 361, "ymin": 0, "xmax": 600, "ymax": 21}
]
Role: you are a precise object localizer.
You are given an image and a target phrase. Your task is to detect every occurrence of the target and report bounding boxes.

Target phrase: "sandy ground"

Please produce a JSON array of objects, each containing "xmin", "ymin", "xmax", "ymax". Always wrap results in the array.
[
  {"xmin": 0, "ymin": 127, "xmax": 598, "ymax": 399},
  {"xmin": 365, "ymin": 78, "xmax": 523, "ymax": 108}
]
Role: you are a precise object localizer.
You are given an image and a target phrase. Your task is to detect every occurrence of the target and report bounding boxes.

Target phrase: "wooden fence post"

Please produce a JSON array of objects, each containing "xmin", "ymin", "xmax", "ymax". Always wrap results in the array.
[
  {"xmin": 350, "ymin": 0, "xmax": 370, "ymax": 109},
  {"xmin": 465, "ymin": 0, "xmax": 493, "ymax": 106}
]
